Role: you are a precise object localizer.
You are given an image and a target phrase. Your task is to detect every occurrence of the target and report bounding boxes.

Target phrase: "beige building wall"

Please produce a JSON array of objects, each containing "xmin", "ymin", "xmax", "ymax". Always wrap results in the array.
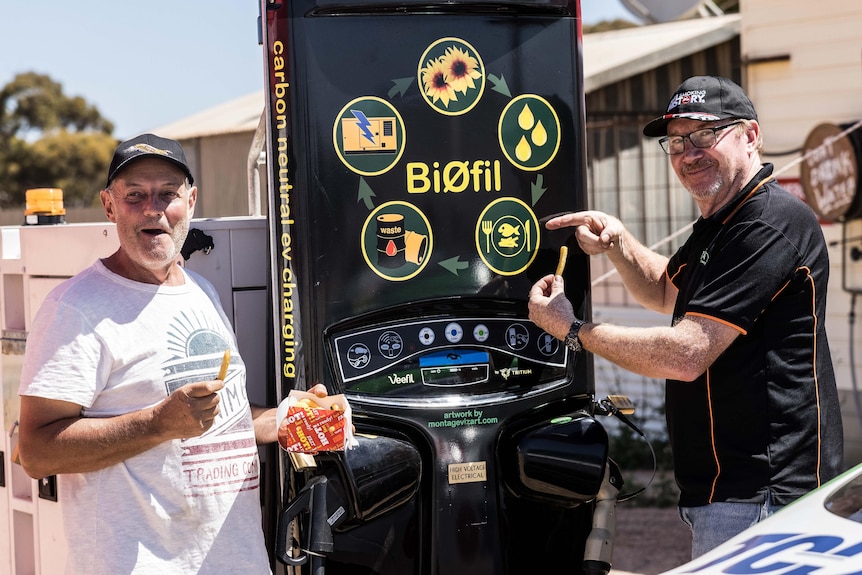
[
  {"xmin": 177, "ymin": 131, "xmax": 268, "ymax": 219},
  {"xmin": 743, "ymin": 0, "xmax": 862, "ymax": 161}
]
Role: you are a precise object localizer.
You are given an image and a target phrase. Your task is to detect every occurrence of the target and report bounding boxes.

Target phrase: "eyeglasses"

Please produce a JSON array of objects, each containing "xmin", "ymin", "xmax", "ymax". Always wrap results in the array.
[{"xmin": 658, "ymin": 121, "xmax": 744, "ymax": 155}]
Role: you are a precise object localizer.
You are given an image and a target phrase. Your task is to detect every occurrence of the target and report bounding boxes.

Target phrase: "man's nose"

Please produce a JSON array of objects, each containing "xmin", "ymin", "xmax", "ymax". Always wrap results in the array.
[
  {"xmin": 143, "ymin": 194, "xmax": 167, "ymax": 215},
  {"xmin": 681, "ymin": 136, "xmax": 704, "ymax": 156}
]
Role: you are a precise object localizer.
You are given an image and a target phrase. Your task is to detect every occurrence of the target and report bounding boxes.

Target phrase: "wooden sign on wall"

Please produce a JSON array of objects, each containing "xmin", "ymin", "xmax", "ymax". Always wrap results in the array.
[{"xmin": 800, "ymin": 122, "xmax": 861, "ymax": 221}]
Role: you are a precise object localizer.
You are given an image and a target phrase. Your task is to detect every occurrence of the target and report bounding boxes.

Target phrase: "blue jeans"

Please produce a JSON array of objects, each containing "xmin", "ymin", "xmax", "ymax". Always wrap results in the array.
[{"xmin": 679, "ymin": 498, "xmax": 781, "ymax": 559}]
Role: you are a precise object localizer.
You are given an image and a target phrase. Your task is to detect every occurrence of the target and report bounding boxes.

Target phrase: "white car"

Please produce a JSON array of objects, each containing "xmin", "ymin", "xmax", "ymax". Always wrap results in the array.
[{"xmin": 658, "ymin": 462, "xmax": 862, "ymax": 575}]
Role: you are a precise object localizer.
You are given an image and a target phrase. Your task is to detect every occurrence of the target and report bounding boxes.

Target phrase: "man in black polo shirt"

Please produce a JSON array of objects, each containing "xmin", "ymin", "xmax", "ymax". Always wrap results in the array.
[{"xmin": 528, "ymin": 75, "xmax": 844, "ymax": 558}]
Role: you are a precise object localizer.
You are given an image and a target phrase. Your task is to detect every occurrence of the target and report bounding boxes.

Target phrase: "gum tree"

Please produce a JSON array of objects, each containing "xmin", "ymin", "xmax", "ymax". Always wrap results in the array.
[{"xmin": 0, "ymin": 72, "xmax": 116, "ymax": 208}]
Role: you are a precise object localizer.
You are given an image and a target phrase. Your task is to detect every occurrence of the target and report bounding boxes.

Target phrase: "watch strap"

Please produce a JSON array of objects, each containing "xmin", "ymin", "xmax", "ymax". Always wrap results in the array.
[{"xmin": 564, "ymin": 319, "xmax": 585, "ymax": 352}]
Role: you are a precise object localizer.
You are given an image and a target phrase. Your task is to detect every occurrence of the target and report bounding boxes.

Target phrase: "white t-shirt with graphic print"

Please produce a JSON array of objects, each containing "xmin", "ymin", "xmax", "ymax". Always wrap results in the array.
[{"xmin": 20, "ymin": 260, "xmax": 272, "ymax": 575}]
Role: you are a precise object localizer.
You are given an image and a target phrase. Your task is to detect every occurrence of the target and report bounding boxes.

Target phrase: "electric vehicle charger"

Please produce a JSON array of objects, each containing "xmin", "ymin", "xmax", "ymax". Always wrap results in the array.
[{"xmin": 260, "ymin": 0, "xmax": 610, "ymax": 571}]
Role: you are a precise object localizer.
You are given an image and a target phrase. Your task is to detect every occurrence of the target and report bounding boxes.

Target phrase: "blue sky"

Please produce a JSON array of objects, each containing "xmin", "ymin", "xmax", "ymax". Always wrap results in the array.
[{"xmin": 0, "ymin": 0, "xmax": 632, "ymax": 139}]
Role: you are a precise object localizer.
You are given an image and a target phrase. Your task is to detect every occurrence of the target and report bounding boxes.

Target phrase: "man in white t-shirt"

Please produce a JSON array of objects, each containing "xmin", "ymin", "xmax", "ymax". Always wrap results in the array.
[{"xmin": 17, "ymin": 134, "xmax": 325, "ymax": 574}]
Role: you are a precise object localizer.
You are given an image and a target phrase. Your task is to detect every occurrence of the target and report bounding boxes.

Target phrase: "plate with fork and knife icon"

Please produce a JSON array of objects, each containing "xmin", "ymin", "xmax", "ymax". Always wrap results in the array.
[{"xmin": 475, "ymin": 197, "xmax": 540, "ymax": 276}]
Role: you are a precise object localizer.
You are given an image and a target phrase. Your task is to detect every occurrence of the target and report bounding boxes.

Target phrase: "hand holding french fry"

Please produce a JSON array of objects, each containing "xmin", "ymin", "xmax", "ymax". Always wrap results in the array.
[{"xmin": 154, "ymin": 380, "xmax": 225, "ymax": 439}]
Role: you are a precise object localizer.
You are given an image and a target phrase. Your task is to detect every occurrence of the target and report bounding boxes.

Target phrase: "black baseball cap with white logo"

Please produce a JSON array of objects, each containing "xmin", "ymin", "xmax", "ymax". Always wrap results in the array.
[
  {"xmin": 643, "ymin": 76, "xmax": 758, "ymax": 137},
  {"xmin": 106, "ymin": 133, "xmax": 194, "ymax": 187}
]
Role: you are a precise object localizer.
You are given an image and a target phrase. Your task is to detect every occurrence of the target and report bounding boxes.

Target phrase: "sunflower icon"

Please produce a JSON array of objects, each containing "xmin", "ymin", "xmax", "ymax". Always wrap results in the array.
[
  {"xmin": 418, "ymin": 38, "xmax": 485, "ymax": 115},
  {"xmin": 421, "ymin": 57, "xmax": 457, "ymax": 108}
]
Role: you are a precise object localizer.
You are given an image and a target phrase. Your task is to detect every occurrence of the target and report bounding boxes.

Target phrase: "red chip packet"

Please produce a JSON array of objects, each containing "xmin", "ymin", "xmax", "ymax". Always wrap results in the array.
[{"xmin": 276, "ymin": 390, "xmax": 357, "ymax": 453}]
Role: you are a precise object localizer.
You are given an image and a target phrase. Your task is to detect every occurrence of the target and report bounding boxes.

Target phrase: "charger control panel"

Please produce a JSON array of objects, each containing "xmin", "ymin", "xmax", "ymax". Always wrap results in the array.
[{"xmin": 330, "ymin": 316, "xmax": 568, "ymax": 399}]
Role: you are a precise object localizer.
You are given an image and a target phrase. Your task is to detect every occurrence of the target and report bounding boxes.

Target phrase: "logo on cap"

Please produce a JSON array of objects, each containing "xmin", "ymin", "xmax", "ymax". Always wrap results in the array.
[
  {"xmin": 126, "ymin": 143, "xmax": 174, "ymax": 158},
  {"xmin": 668, "ymin": 90, "xmax": 706, "ymax": 111}
]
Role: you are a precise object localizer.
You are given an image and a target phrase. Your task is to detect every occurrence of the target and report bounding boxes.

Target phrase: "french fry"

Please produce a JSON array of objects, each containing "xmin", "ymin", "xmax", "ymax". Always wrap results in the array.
[
  {"xmin": 216, "ymin": 348, "xmax": 230, "ymax": 380},
  {"xmin": 555, "ymin": 245, "xmax": 569, "ymax": 276}
]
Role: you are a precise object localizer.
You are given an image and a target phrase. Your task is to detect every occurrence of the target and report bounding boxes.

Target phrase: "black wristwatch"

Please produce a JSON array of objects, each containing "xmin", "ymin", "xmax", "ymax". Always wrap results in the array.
[{"xmin": 564, "ymin": 319, "xmax": 586, "ymax": 352}]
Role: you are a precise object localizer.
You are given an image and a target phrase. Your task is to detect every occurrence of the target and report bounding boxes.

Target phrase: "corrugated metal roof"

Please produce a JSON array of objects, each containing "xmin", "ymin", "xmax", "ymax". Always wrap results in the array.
[
  {"xmin": 152, "ymin": 15, "xmax": 740, "ymax": 140},
  {"xmin": 150, "ymin": 91, "xmax": 265, "ymax": 141},
  {"xmin": 582, "ymin": 14, "xmax": 740, "ymax": 92}
]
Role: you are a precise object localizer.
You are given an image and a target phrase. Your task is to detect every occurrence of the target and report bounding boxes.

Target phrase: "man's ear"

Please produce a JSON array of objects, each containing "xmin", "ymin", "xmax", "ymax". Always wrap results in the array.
[
  {"xmin": 746, "ymin": 120, "xmax": 761, "ymax": 149},
  {"xmin": 100, "ymin": 189, "xmax": 117, "ymax": 223},
  {"xmin": 187, "ymin": 185, "xmax": 198, "ymax": 218}
]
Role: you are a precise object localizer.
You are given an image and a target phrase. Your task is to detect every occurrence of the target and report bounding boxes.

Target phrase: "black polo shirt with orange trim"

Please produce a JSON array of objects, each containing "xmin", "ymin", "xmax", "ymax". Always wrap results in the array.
[{"xmin": 665, "ymin": 163, "xmax": 844, "ymax": 507}]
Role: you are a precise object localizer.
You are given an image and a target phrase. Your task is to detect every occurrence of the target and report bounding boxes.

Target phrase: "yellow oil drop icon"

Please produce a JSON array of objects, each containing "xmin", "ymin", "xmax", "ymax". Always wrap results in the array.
[
  {"xmin": 531, "ymin": 120, "xmax": 548, "ymax": 147},
  {"xmin": 516, "ymin": 135, "xmax": 532, "ymax": 162},
  {"xmin": 518, "ymin": 104, "xmax": 535, "ymax": 130}
]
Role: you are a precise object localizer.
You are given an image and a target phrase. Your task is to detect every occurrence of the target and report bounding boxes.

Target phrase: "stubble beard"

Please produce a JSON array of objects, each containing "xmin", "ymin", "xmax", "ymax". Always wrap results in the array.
[
  {"xmin": 681, "ymin": 160, "xmax": 724, "ymax": 204},
  {"xmin": 136, "ymin": 219, "xmax": 190, "ymax": 270}
]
